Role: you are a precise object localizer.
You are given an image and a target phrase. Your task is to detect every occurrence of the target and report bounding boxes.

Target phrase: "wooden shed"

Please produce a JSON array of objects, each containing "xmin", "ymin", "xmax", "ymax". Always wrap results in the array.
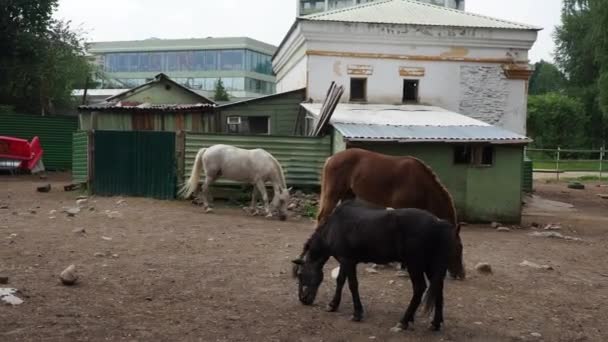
[
  {"xmin": 218, "ymin": 88, "xmax": 306, "ymax": 136},
  {"xmin": 78, "ymin": 73, "xmax": 218, "ymax": 133}
]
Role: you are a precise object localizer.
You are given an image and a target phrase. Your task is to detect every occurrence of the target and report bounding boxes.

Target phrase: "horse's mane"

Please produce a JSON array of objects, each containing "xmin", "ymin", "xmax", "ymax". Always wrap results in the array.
[
  {"xmin": 268, "ymin": 154, "xmax": 287, "ymax": 189},
  {"xmin": 409, "ymin": 157, "xmax": 458, "ymax": 226}
]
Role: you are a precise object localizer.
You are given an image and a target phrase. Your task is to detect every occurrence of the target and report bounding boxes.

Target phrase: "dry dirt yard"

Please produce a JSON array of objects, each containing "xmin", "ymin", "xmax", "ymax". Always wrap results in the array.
[{"xmin": 1, "ymin": 174, "xmax": 607, "ymax": 342}]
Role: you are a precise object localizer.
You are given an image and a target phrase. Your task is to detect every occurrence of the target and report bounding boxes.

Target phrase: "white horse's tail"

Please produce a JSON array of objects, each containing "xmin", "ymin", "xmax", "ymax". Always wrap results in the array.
[
  {"xmin": 269, "ymin": 154, "xmax": 287, "ymax": 189},
  {"xmin": 179, "ymin": 148, "xmax": 206, "ymax": 199}
]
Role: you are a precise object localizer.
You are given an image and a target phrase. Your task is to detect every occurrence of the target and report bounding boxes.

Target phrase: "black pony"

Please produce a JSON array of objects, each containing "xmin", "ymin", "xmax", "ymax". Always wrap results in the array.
[{"xmin": 292, "ymin": 199, "xmax": 462, "ymax": 331}]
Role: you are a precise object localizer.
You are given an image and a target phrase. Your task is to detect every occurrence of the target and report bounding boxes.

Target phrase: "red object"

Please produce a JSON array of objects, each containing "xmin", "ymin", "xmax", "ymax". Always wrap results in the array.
[{"xmin": 0, "ymin": 136, "xmax": 44, "ymax": 171}]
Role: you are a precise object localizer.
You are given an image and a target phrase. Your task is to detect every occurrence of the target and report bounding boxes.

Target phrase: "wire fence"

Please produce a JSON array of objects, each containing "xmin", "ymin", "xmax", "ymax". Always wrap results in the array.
[{"xmin": 525, "ymin": 146, "xmax": 606, "ymax": 181}]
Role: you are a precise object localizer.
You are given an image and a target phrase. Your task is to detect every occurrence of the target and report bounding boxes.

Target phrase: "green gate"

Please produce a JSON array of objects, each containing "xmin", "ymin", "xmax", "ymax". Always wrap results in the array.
[{"xmin": 93, "ymin": 131, "xmax": 176, "ymax": 199}]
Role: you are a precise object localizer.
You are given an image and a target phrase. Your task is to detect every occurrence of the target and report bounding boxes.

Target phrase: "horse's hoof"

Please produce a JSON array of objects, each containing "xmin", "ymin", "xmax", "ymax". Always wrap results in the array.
[
  {"xmin": 350, "ymin": 313, "xmax": 363, "ymax": 322},
  {"xmin": 204, "ymin": 208, "xmax": 214, "ymax": 213},
  {"xmin": 390, "ymin": 323, "xmax": 405, "ymax": 333},
  {"xmin": 265, "ymin": 213, "xmax": 273, "ymax": 218},
  {"xmin": 326, "ymin": 304, "xmax": 338, "ymax": 312},
  {"xmin": 429, "ymin": 323, "xmax": 441, "ymax": 331}
]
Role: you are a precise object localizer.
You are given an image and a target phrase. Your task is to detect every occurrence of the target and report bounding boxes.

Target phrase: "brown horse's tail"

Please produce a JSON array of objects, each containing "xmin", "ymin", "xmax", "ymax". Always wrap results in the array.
[
  {"xmin": 316, "ymin": 156, "xmax": 333, "ymax": 226},
  {"xmin": 411, "ymin": 157, "xmax": 458, "ymax": 226}
]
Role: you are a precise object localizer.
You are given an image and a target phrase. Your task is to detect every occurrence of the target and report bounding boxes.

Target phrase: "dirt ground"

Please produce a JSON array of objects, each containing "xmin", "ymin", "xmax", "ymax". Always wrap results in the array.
[{"xmin": 1, "ymin": 174, "xmax": 607, "ymax": 342}]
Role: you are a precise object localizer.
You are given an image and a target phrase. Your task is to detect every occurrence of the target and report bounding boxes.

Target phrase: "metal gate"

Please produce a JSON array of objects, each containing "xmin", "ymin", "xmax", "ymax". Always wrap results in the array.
[{"xmin": 93, "ymin": 131, "xmax": 176, "ymax": 199}]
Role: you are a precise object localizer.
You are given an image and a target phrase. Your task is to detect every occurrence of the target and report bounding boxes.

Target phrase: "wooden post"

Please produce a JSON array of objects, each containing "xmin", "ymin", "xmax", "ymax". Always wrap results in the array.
[
  {"xmin": 87, "ymin": 130, "xmax": 96, "ymax": 195},
  {"xmin": 175, "ymin": 130, "xmax": 186, "ymax": 185},
  {"xmin": 600, "ymin": 145, "xmax": 605, "ymax": 181},
  {"xmin": 556, "ymin": 146, "xmax": 561, "ymax": 182}
]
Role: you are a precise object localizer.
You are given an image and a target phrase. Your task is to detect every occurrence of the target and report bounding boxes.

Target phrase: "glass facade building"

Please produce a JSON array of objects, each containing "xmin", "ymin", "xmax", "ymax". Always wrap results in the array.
[{"xmin": 88, "ymin": 37, "xmax": 277, "ymax": 97}]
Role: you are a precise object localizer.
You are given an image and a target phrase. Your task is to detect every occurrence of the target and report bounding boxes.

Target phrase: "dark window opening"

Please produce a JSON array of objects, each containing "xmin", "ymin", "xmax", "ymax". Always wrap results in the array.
[
  {"xmin": 350, "ymin": 78, "xmax": 367, "ymax": 102},
  {"xmin": 403, "ymin": 79, "xmax": 419, "ymax": 103},
  {"xmin": 248, "ymin": 116, "xmax": 269, "ymax": 134},
  {"xmin": 454, "ymin": 145, "xmax": 472, "ymax": 164},
  {"xmin": 454, "ymin": 145, "xmax": 495, "ymax": 166},
  {"xmin": 227, "ymin": 116, "xmax": 269, "ymax": 135}
]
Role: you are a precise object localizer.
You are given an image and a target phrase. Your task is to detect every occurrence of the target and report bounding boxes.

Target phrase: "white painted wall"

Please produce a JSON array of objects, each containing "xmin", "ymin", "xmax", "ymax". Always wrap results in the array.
[
  {"xmin": 276, "ymin": 55, "xmax": 308, "ymax": 94},
  {"xmin": 274, "ymin": 21, "xmax": 537, "ymax": 135}
]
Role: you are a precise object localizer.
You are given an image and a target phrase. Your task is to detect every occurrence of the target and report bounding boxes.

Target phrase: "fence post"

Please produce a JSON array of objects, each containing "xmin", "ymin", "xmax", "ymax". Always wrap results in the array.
[
  {"xmin": 600, "ymin": 145, "xmax": 605, "ymax": 181},
  {"xmin": 556, "ymin": 146, "xmax": 561, "ymax": 181}
]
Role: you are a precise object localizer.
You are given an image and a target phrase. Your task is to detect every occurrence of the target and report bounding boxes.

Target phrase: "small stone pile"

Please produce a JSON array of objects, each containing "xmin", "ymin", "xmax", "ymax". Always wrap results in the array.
[{"xmin": 287, "ymin": 191, "xmax": 319, "ymax": 217}]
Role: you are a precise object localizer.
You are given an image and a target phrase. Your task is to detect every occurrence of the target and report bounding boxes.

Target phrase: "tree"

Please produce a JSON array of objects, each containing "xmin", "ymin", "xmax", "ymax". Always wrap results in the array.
[
  {"xmin": 0, "ymin": 1, "xmax": 91, "ymax": 114},
  {"xmin": 527, "ymin": 93, "xmax": 586, "ymax": 148},
  {"xmin": 528, "ymin": 60, "xmax": 566, "ymax": 95},
  {"xmin": 213, "ymin": 78, "xmax": 230, "ymax": 101},
  {"xmin": 554, "ymin": 0, "xmax": 608, "ymax": 146}
]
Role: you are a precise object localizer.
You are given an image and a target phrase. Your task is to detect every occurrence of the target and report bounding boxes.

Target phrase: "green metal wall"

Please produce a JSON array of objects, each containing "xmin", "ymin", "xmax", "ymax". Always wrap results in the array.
[
  {"xmin": 184, "ymin": 133, "xmax": 331, "ymax": 186},
  {"xmin": 0, "ymin": 113, "xmax": 78, "ymax": 170},
  {"xmin": 219, "ymin": 89, "xmax": 305, "ymax": 136},
  {"xmin": 350, "ymin": 142, "xmax": 524, "ymax": 223},
  {"xmin": 94, "ymin": 131, "xmax": 176, "ymax": 199},
  {"xmin": 72, "ymin": 132, "xmax": 89, "ymax": 184},
  {"xmin": 522, "ymin": 156, "xmax": 533, "ymax": 193}
]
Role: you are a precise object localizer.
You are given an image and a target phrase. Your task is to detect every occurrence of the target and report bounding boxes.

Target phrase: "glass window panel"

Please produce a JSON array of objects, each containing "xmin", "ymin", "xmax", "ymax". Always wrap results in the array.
[{"xmin": 220, "ymin": 50, "xmax": 243, "ymax": 70}]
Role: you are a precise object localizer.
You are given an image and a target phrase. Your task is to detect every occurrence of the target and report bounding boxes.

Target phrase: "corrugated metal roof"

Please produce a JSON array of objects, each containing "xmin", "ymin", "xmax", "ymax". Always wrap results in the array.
[
  {"xmin": 301, "ymin": 103, "xmax": 489, "ymax": 126},
  {"xmin": 78, "ymin": 102, "xmax": 215, "ymax": 113},
  {"xmin": 301, "ymin": 103, "xmax": 530, "ymax": 144},
  {"xmin": 333, "ymin": 123, "xmax": 530, "ymax": 144},
  {"xmin": 300, "ymin": 0, "xmax": 540, "ymax": 30}
]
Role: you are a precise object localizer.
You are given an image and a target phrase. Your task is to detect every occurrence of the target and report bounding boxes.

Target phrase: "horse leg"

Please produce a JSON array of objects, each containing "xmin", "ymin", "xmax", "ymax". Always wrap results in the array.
[
  {"xmin": 396, "ymin": 268, "xmax": 427, "ymax": 331},
  {"xmin": 327, "ymin": 261, "xmax": 347, "ymax": 312},
  {"xmin": 430, "ymin": 273, "xmax": 445, "ymax": 331},
  {"xmin": 255, "ymin": 180, "xmax": 271, "ymax": 217},
  {"xmin": 248, "ymin": 185, "xmax": 258, "ymax": 215},
  {"xmin": 344, "ymin": 261, "xmax": 363, "ymax": 322},
  {"xmin": 201, "ymin": 175, "xmax": 216, "ymax": 213}
]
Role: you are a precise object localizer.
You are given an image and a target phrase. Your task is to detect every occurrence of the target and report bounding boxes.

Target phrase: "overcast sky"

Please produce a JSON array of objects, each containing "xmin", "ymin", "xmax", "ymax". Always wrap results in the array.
[{"xmin": 55, "ymin": 0, "xmax": 562, "ymax": 62}]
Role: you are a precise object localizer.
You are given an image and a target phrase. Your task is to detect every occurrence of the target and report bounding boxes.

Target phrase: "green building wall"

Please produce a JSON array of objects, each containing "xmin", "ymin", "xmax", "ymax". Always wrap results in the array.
[
  {"xmin": 338, "ymin": 130, "xmax": 524, "ymax": 223},
  {"xmin": 219, "ymin": 89, "xmax": 305, "ymax": 136},
  {"xmin": 119, "ymin": 80, "xmax": 205, "ymax": 104}
]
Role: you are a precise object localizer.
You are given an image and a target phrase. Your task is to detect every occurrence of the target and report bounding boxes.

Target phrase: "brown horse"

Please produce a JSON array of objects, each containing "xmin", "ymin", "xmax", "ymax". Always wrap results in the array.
[{"xmin": 316, "ymin": 148, "xmax": 465, "ymax": 279}]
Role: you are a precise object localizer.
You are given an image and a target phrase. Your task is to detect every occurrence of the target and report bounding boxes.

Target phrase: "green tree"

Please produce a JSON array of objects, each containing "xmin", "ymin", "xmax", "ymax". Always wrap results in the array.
[
  {"xmin": 213, "ymin": 78, "xmax": 230, "ymax": 102},
  {"xmin": 529, "ymin": 60, "xmax": 566, "ymax": 95},
  {"xmin": 527, "ymin": 93, "xmax": 586, "ymax": 148},
  {"xmin": 554, "ymin": 0, "xmax": 608, "ymax": 146},
  {"xmin": 0, "ymin": 1, "xmax": 91, "ymax": 114}
]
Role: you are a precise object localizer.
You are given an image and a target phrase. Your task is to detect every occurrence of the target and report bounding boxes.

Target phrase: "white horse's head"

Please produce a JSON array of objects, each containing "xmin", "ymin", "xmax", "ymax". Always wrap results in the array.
[{"xmin": 273, "ymin": 187, "xmax": 292, "ymax": 221}]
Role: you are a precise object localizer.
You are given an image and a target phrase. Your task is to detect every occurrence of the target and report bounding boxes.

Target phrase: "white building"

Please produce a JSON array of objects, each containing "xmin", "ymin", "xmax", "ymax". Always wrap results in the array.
[{"xmin": 275, "ymin": 0, "xmax": 539, "ymax": 135}]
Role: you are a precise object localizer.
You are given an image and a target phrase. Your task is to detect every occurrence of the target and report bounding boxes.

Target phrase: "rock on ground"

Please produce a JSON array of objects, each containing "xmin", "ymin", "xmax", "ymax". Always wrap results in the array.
[
  {"xmin": 59, "ymin": 265, "xmax": 78, "ymax": 286},
  {"xmin": 475, "ymin": 263, "xmax": 493, "ymax": 274}
]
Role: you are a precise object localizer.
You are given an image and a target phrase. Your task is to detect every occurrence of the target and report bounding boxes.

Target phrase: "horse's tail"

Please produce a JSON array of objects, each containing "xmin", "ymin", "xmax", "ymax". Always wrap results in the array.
[
  {"xmin": 269, "ymin": 153, "xmax": 287, "ymax": 189},
  {"xmin": 316, "ymin": 156, "xmax": 333, "ymax": 225},
  {"xmin": 179, "ymin": 148, "xmax": 206, "ymax": 199},
  {"xmin": 423, "ymin": 224, "xmax": 451, "ymax": 316},
  {"xmin": 411, "ymin": 157, "xmax": 458, "ymax": 226}
]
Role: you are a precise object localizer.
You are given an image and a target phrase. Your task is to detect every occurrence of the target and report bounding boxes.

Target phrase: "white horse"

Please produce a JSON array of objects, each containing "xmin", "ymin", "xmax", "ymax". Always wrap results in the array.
[{"xmin": 179, "ymin": 144, "xmax": 291, "ymax": 220}]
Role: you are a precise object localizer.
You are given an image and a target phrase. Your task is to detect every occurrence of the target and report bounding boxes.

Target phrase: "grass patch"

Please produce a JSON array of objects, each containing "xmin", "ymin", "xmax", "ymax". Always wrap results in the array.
[{"xmin": 532, "ymin": 160, "xmax": 608, "ymax": 172}]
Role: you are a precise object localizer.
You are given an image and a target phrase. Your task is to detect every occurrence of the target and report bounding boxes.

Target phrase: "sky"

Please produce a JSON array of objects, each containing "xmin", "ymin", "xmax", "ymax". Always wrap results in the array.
[{"xmin": 55, "ymin": 0, "xmax": 563, "ymax": 63}]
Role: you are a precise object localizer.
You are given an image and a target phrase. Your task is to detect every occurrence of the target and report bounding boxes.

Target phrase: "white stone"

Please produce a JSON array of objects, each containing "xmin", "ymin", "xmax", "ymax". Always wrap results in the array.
[
  {"xmin": 59, "ymin": 265, "xmax": 78, "ymax": 286},
  {"xmin": 0, "ymin": 288, "xmax": 23, "ymax": 305}
]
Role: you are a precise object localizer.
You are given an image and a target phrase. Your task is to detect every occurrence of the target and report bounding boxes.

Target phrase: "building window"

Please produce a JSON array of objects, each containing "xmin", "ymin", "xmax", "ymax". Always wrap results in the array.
[
  {"xmin": 403, "ymin": 79, "xmax": 419, "ymax": 103},
  {"xmin": 453, "ymin": 145, "xmax": 494, "ymax": 166},
  {"xmin": 350, "ymin": 78, "xmax": 367, "ymax": 102},
  {"xmin": 227, "ymin": 116, "xmax": 270, "ymax": 135}
]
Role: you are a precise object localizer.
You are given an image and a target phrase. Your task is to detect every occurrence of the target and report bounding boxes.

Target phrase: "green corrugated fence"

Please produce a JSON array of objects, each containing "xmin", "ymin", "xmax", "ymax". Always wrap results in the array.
[
  {"xmin": 94, "ymin": 131, "xmax": 176, "ymax": 200},
  {"xmin": 184, "ymin": 133, "xmax": 332, "ymax": 186},
  {"xmin": 523, "ymin": 156, "xmax": 533, "ymax": 193},
  {"xmin": 0, "ymin": 113, "xmax": 78, "ymax": 170},
  {"xmin": 72, "ymin": 132, "xmax": 89, "ymax": 184}
]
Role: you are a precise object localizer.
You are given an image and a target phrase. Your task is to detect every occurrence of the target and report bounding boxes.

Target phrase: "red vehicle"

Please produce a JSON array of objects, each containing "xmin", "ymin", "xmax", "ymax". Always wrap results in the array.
[{"xmin": 0, "ymin": 136, "xmax": 45, "ymax": 173}]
